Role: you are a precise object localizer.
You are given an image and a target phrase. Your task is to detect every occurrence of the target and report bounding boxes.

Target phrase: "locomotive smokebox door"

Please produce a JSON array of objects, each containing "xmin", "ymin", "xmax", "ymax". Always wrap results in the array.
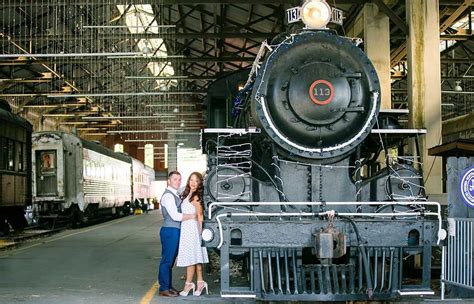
[{"xmin": 314, "ymin": 228, "xmax": 347, "ymax": 259}]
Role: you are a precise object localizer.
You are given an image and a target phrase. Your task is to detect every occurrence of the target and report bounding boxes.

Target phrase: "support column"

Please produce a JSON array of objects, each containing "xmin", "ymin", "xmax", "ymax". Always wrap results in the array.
[
  {"xmin": 406, "ymin": 0, "xmax": 442, "ymax": 194},
  {"xmin": 167, "ymin": 136, "xmax": 178, "ymax": 172},
  {"xmin": 364, "ymin": 3, "xmax": 391, "ymax": 109}
]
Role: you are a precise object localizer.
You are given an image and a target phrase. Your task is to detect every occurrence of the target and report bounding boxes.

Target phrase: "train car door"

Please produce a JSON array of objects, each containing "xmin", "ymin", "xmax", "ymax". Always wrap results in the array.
[{"xmin": 35, "ymin": 150, "xmax": 58, "ymax": 196}]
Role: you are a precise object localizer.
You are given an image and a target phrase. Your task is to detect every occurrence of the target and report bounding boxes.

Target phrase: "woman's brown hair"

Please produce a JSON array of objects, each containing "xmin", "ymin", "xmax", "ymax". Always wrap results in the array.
[{"xmin": 180, "ymin": 172, "xmax": 204, "ymax": 210}]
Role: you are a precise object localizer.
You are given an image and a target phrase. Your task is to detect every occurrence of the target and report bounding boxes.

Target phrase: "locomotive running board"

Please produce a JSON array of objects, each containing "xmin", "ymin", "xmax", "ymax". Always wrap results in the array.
[{"xmin": 379, "ymin": 109, "xmax": 409, "ymax": 114}]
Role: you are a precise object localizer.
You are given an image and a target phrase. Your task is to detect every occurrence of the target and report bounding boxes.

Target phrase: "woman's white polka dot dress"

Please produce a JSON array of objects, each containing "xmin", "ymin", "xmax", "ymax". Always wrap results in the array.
[{"xmin": 176, "ymin": 196, "xmax": 209, "ymax": 267}]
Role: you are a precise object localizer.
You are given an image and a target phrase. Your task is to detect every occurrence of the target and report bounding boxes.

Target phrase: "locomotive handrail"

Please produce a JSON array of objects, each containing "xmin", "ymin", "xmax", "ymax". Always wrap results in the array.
[
  {"xmin": 208, "ymin": 201, "xmax": 441, "ymax": 219},
  {"xmin": 371, "ymin": 129, "xmax": 427, "ymax": 134},
  {"xmin": 214, "ymin": 209, "xmax": 443, "ymax": 249},
  {"xmin": 207, "ymin": 201, "xmax": 444, "ymax": 249}
]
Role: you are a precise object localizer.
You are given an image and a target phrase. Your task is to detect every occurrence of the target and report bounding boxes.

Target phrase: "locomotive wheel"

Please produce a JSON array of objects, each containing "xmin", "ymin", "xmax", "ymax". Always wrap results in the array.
[
  {"xmin": 7, "ymin": 210, "xmax": 28, "ymax": 232},
  {"xmin": 71, "ymin": 210, "xmax": 81, "ymax": 228},
  {"xmin": 121, "ymin": 202, "xmax": 131, "ymax": 216},
  {"xmin": 0, "ymin": 216, "xmax": 10, "ymax": 236}
]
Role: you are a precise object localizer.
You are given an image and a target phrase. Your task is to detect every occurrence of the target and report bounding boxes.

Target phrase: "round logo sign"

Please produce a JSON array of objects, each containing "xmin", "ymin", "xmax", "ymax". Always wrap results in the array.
[
  {"xmin": 309, "ymin": 80, "xmax": 334, "ymax": 105},
  {"xmin": 459, "ymin": 166, "xmax": 474, "ymax": 208}
]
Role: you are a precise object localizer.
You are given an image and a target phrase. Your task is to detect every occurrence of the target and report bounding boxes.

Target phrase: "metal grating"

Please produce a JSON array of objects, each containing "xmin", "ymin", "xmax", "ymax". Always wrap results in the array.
[{"xmin": 445, "ymin": 218, "xmax": 474, "ymax": 290}]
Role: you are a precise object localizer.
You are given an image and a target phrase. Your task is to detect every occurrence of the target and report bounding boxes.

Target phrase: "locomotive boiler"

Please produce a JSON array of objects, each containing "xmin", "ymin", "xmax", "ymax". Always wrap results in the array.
[{"xmin": 200, "ymin": 1, "xmax": 444, "ymax": 301}]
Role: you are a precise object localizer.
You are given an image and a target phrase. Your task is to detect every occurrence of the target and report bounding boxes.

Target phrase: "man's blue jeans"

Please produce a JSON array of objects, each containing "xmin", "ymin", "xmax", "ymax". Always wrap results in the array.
[{"xmin": 158, "ymin": 227, "xmax": 180, "ymax": 292}]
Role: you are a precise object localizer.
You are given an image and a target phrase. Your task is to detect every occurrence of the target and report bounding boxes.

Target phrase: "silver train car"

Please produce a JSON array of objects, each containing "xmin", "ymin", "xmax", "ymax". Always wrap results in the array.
[
  {"xmin": 32, "ymin": 132, "xmax": 154, "ymax": 224},
  {"xmin": 132, "ymin": 158, "xmax": 155, "ymax": 206}
]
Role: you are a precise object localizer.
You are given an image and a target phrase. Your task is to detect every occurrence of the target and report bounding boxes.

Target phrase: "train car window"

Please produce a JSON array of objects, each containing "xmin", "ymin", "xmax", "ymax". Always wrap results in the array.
[
  {"xmin": 36, "ymin": 150, "xmax": 58, "ymax": 197},
  {"xmin": 17, "ymin": 141, "xmax": 23, "ymax": 171},
  {"xmin": 7, "ymin": 139, "xmax": 14, "ymax": 171},
  {"xmin": 22, "ymin": 143, "xmax": 27, "ymax": 171},
  {"xmin": 39, "ymin": 150, "xmax": 56, "ymax": 174},
  {"xmin": 0, "ymin": 137, "xmax": 5, "ymax": 170}
]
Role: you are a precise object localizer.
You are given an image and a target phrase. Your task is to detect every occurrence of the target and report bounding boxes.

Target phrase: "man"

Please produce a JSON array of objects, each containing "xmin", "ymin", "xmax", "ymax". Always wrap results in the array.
[{"xmin": 158, "ymin": 171, "xmax": 196, "ymax": 297}]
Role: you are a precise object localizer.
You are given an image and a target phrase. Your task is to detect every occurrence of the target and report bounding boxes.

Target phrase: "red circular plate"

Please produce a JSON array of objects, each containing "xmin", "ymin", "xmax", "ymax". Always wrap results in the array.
[{"xmin": 309, "ymin": 80, "xmax": 335, "ymax": 105}]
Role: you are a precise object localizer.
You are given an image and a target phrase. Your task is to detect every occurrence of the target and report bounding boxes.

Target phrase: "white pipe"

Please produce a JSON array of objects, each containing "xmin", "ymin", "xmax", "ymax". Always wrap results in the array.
[
  {"xmin": 441, "ymin": 245, "xmax": 446, "ymax": 300},
  {"xmin": 208, "ymin": 201, "xmax": 441, "ymax": 220}
]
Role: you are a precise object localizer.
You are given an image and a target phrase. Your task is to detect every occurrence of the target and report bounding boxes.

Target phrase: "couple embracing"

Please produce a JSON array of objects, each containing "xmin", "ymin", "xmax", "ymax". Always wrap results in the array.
[{"xmin": 158, "ymin": 171, "xmax": 209, "ymax": 297}]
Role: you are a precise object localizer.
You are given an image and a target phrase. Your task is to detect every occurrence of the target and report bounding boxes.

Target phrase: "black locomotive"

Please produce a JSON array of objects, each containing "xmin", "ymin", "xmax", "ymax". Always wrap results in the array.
[
  {"xmin": 0, "ymin": 99, "xmax": 32, "ymax": 235},
  {"xmin": 201, "ymin": 29, "xmax": 442, "ymax": 301}
]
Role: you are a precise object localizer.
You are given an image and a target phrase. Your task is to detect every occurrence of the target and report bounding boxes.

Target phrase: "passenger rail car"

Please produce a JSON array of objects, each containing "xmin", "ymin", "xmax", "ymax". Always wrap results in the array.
[
  {"xmin": 132, "ymin": 158, "xmax": 155, "ymax": 207},
  {"xmin": 201, "ymin": 2, "xmax": 444, "ymax": 301},
  {"xmin": 32, "ymin": 132, "xmax": 154, "ymax": 224},
  {"xmin": 0, "ymin": 100, "xmax": 32, "ymax": 235}
]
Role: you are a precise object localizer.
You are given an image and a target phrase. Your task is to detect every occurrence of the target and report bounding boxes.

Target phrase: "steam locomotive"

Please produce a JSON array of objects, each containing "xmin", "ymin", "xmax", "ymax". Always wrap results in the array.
[{"xmin": 200, "ymin": 2, "xmax": 443, "ymax": 301}]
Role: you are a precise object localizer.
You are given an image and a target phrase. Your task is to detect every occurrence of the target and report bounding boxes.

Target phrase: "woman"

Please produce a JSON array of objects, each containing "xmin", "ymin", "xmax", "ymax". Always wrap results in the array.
[{"xmin": 176, "ymin": 172, "xmax": 209, "ymax": 296}]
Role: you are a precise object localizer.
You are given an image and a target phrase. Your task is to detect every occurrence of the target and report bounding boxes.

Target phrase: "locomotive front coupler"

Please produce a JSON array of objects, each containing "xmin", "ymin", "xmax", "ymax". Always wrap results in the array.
[{"xmin": 313, "ymin": 210, "xmax": 347, "ymax": 260}]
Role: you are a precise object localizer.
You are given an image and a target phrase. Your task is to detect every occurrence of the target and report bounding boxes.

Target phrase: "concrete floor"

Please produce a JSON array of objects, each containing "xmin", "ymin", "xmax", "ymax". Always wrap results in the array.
[
  {"xmin": 1, "ymin": 211, "xmax": 473, "ymax": 304},
  {"xmin": 0, "ymin": 211, "xmax": 245, "ymax": 304}
]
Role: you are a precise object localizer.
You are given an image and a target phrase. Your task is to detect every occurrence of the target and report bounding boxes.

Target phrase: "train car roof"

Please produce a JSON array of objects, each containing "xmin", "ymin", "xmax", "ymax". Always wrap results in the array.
[
  {"xmin": 131, "ymin": 156, "xmax": 155, "ymax": 172},
  {"xmin": 80, "ymin": 138, "xmax": 132, "ymax": 163},
  {"xmin": 33, "ymin": 131, "xmax": 132, "ymax": 163},
  {"xmin": 0, "ymin": 107, "xmax": 33, "ymax": 131}
]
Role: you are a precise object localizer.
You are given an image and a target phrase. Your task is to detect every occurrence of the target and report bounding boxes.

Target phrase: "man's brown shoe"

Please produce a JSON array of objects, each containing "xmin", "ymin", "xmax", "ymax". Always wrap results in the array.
[
  {"xmin": 169, "ymin": 287, "xmax": 180, "ymax": 295},
  {"xmin": 159, "ymin": 290, "xmax": 178, "ymax": 297}
]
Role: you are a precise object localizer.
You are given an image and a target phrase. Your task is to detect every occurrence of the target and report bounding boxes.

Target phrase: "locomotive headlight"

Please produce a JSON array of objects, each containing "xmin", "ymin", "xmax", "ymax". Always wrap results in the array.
[
  {"xmin": 202, "ymin": 228, "xmax": 214, "ymax": 242},
  {"xmin": 301, "ymin": 0, "xmax": 331, "ymax": 29}
]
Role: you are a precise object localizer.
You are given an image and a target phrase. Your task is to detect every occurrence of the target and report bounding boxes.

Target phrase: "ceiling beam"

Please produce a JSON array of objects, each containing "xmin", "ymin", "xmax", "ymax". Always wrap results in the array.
[
  {"xmin": 0, "ymin": 56, "xmax": 256, "ymax": 66},
  {"xmin": 440, "ymin": 0, "xmax": 473, "ymax": 32},
  {"xmin": 371, "ymin": 0, "xmax": 408, "ymax": 35},
  {"xmin": 1, "ymin": 0, "xmax": 470, "ymax": 6},
  {"xmin": 3, "ymin": 32, "xmax": 275, "ymax": 42},
  {"xmin": 1, "ymin": 1, "xmax": 302, "ymax": 6}
]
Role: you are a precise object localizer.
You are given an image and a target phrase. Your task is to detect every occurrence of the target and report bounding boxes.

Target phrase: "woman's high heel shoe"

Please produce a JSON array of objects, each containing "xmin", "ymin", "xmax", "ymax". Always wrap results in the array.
[
  {"xmin": 194, "ymin": 281, "xmax": 208, "ymax": 296},
  {"xmin": 179, "ymin": 282, "xmax": 195, "ymax": 296}
]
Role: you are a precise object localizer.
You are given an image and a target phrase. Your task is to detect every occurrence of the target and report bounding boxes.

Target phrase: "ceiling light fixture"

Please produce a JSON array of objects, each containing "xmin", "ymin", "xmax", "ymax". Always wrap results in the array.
[{"xmin": 454, "ymin": 80, "xmax": 463, "ymax": 92}]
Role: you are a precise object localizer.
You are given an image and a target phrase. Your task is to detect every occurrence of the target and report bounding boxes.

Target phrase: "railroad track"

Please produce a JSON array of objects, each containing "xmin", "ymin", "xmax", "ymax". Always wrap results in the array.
[{"xmin": 0, "ymin": 226, "xmax": 65, "ymax": 250}]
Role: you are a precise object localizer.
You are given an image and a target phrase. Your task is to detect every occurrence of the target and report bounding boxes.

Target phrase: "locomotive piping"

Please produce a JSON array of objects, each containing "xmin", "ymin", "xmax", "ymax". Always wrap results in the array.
[
  {"xmin": 271, "ymin": 144, "xmax": 288, "ymax": 209},
  {"xmin": 205, "ymin": 138, "xmax": 287, "ymax": 201},
  {"xmin": 338, "ymin": 214, "xmax": 373, "ymax": 298}
]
